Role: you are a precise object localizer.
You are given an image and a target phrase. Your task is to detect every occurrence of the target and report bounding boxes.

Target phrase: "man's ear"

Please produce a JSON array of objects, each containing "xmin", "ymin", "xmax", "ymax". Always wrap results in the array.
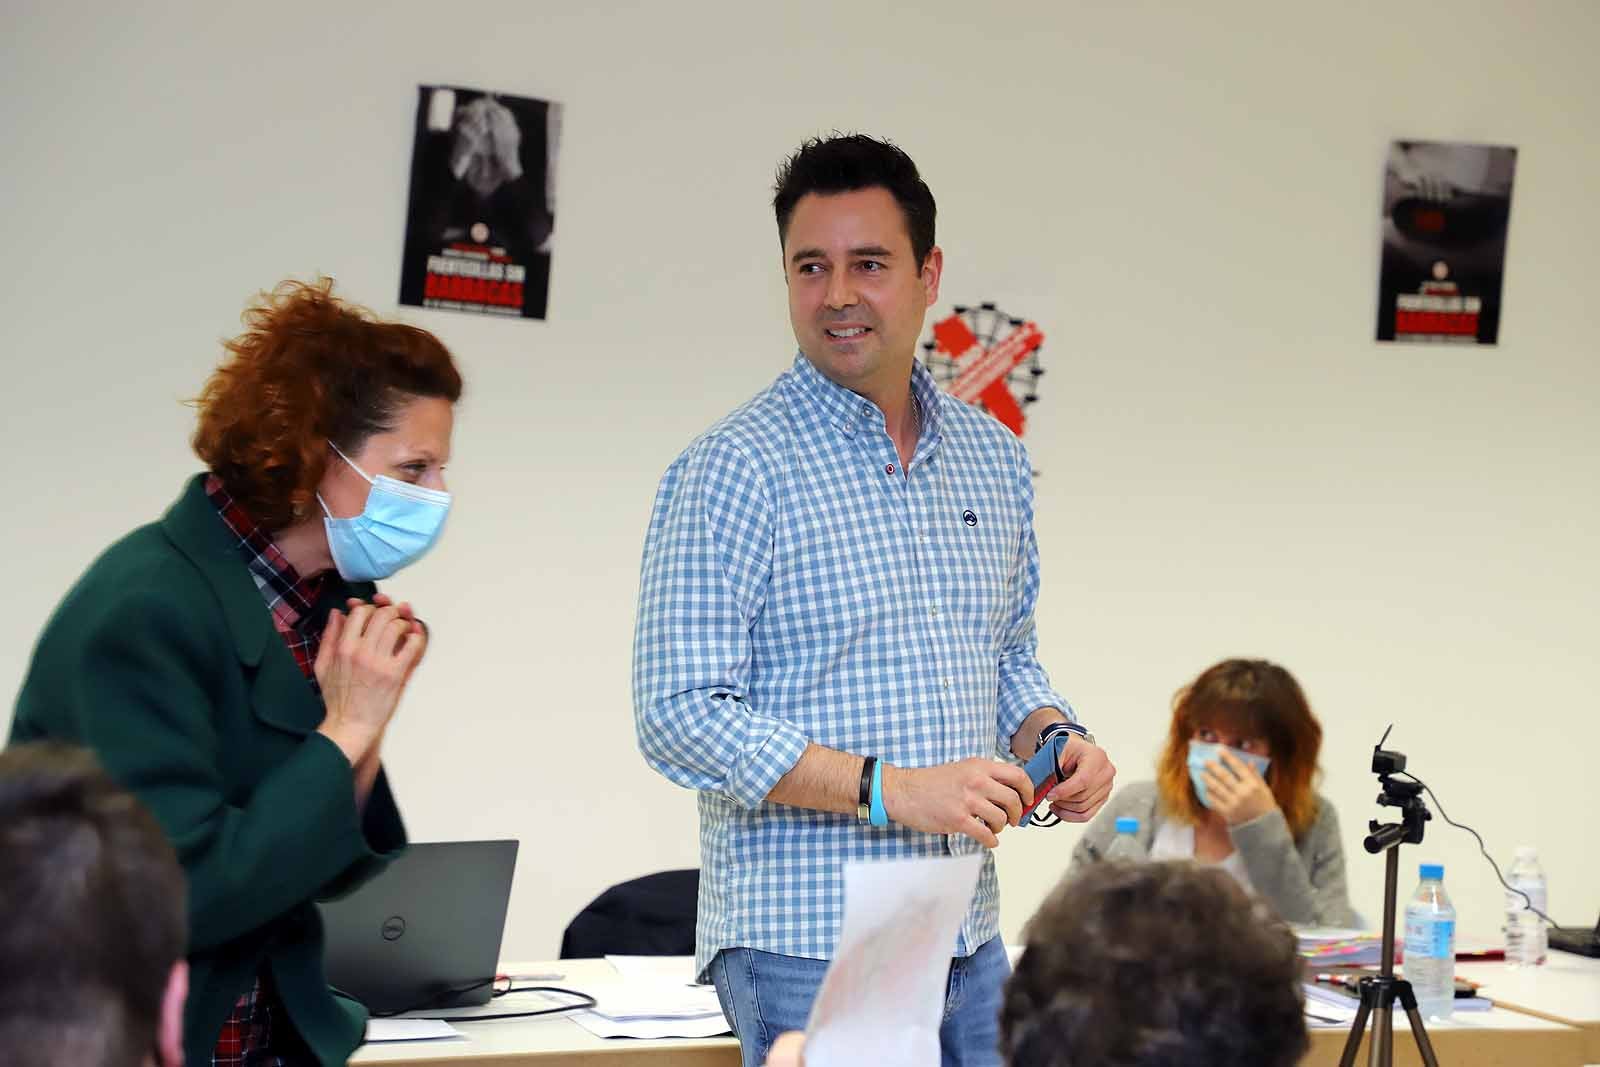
[
  {"xmin": 920, "ymin": 246, "xmax": 944, "ymax": 307},
  {"xmin": 157, "ymin": 960, "xmax": 188, "ymax": 1067}
]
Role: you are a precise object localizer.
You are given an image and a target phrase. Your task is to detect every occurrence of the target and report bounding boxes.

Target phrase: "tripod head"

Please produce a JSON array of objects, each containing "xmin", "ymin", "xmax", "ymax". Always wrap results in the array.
[{"xmin": 1365, "ymin": 725, "xmax": 1430, "ymax": 854}]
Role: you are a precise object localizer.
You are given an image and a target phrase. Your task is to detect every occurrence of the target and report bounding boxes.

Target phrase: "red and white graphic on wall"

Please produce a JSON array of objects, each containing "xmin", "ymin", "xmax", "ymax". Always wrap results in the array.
[{"xmin": 921, "ymin": 303, "xmax": 1045, "ymax": 437}]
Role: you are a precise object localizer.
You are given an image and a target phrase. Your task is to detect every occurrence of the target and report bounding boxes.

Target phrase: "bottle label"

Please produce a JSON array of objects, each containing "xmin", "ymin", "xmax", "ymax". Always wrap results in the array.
[
  {"xmin": 1405, "ymin": 917, "xmax": 1455, "ymax": 958},
  {"xmin": 1507, "ymin": 881, "xmax": 1547, "ymax": 915}
]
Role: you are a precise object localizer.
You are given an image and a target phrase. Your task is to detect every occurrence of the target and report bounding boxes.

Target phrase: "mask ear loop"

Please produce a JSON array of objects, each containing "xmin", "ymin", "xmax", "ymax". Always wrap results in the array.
[
  {"xmin": 326, "ymin": 440, "xmax": 376, "ymax": 484},
  {"xmin": 318, "ymin": 440, "xmax": 376, "ymax": 519}
]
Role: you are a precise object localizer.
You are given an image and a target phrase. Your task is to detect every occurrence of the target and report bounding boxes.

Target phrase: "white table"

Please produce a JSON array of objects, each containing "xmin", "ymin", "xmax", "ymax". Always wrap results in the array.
[
  {"xmin": 1457, "ymin": 951, "xmax": 1600, "ymax": 1061},
  {"xmin": 1307, "ymin": 1000, "xmax": 1583, "ymax": 1067},
  {"xmin": 351, "ymin": 959, "xmax": 739, "ymax": 1067},
  {"xmin": 351, "ymin": 958, "xmax": 1587, "ymax": 1067}
]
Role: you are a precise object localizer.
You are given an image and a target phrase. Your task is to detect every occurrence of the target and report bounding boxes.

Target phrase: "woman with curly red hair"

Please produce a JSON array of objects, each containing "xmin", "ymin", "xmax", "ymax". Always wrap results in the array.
[
  {"xmin": 1066, "ymin": 658, "xmax": 1358, "ymax": 927},
  {"xmin": 10, "ymin": 278, "xmax": 463, "ymax": 1066}
]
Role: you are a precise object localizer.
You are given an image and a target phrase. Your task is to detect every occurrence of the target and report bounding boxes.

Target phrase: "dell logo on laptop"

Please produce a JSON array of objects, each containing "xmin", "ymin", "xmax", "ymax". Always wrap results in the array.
[{"xmin": 381, "ymin": 916, "xmax": 407, "ymax": 941}]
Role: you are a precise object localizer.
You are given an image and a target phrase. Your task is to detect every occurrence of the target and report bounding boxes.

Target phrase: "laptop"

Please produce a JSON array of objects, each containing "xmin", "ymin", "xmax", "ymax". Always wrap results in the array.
[
  {"xmin": 320, "ymin": 839, "xmax": 518, "ymax": 1014},
  {"xmin": 1549, "ymin": 911, "xmax": 1600, "ymax": 958}
]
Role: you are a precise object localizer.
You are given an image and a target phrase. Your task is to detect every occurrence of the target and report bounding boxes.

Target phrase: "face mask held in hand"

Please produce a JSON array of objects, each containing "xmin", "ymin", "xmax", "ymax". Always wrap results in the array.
[
  {"xmin": 318, "ymin": 441, "xmax": 451, "ymax": 582},
  {"xmin": 1186, "ymin": 740, "xmax": 1271, "ymax": 810}
]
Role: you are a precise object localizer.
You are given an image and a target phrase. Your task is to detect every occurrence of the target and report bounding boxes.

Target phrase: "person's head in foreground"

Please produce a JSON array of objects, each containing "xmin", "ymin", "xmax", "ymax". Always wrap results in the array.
[
  {"xmin": 1001, "ymin": 860, "xmax": 1308, "ymax": 1067},
  {"xmin": 0, "ymin": 743, "xmax": 188, "ymax": 1067}
]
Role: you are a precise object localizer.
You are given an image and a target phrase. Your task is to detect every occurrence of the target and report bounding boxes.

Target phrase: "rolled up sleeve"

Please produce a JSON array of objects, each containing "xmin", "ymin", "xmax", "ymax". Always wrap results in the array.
[{"xmin": 633, "ymin": 436, "xmax": 808, "ymax": 809}]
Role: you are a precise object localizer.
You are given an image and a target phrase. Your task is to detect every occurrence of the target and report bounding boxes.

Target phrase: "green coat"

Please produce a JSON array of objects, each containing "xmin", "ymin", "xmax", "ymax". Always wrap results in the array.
[{"xmin": 10, "ymin": 474, "xmax": 407, "ymax": 1066}]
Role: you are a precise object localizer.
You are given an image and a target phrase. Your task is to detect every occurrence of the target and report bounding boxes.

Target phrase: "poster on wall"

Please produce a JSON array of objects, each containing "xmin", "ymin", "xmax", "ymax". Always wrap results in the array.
[
  {"xmin": 921, "ymin": 302, "xmax": 1046, "ymax": 438},
  {"xmin": 1375, "ymin": 140, "xmax": 1516, "ymax": 345},
  {"xmin": 399, "ymin": 84, "xmax": 562, "ymax": 320}
]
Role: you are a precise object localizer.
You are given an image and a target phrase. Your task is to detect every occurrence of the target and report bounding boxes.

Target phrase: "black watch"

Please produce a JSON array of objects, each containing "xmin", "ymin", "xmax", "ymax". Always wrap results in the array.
[{"xmin": 1038, "ymin": 720, "xmax": 1093, "ymax": 755}]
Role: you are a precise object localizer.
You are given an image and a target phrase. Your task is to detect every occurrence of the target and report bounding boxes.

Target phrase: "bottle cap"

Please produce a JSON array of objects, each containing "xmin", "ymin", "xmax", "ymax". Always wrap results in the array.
[
  {"xmin": 1514, "ymin": 846, "xmax": 1538, "ymax": 861},
  {"xmin": 1419, "ymin": 863, "xmax": 1444, "ymax": 880},
  {"xmin": 1115, "ymin": 816, "xmax": 1139, "ymax": 834}
]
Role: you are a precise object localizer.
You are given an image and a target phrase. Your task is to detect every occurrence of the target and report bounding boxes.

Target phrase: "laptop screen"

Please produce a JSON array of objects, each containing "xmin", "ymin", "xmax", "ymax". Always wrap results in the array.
[{"xmin": 319, "ymin": 839, "xmax": 518, "ymax": 1014}]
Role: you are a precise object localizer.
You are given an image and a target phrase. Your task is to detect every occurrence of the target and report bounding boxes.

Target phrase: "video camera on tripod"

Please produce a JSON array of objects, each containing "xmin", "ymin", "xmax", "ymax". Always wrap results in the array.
[
  {"xmin": 1363, "ymin": 733, "xmax": 1429, "ymax": 855},
  {"xmin": 1338, "ymin": 726, "xmax": 1443, "ymax": 1067}
]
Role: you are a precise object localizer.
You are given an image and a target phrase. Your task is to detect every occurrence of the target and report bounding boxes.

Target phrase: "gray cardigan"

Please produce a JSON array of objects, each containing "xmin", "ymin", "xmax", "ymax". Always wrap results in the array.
[{"xmin": 1066, "ymin": 781, "xmax": 1360, "ymax": 928}]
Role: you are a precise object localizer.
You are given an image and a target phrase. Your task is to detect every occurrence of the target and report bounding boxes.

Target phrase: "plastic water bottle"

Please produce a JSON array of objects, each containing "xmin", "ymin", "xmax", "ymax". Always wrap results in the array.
[
  {"xmin": 1104, "ymin": 816, "xmax": 1144, "ymax": 862},
  {"xmin": 1505, "ymin": 847, "xmax": 1549, "ymax": 966},
  {"xmin": 1404, "ymin": 863, "xmax": 1456, "ymax": 1020}
]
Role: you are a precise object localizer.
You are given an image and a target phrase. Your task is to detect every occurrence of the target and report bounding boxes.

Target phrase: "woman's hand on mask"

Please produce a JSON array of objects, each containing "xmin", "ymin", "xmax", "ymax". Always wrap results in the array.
[
  {"xmin": 1201, "ymin": 748, "xmax": 1277, "ymax": 827},
  {"xmin": 315, "ymin": 601, "xmax": 428, "ymax": 765}
]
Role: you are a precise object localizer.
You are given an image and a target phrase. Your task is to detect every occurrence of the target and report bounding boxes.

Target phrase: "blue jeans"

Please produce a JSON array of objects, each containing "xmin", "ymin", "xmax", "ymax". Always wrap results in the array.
[{"xmin": 708, "ymin": 938, "xmax": 1009, "ymax": 1067}]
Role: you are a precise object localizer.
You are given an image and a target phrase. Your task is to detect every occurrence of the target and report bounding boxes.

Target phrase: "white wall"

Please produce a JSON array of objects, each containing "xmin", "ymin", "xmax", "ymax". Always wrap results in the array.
[{"xmin": 3, "ymin": 1, "xmax": 1596, "ymax": 959}]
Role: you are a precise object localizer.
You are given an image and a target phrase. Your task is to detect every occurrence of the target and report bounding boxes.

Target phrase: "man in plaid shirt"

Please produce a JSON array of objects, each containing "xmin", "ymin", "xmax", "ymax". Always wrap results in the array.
[{"xmin": 633, "ymin": 134, "xmax": 1116, "ymax": 1067}]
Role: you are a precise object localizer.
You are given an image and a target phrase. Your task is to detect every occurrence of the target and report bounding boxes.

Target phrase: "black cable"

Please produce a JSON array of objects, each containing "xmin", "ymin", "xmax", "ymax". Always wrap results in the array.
[
  {"xmin": 436, "ymin": 986, "xmax": 598, "ymax": 1023},
  {"xmin": 1397, "ymin": 771, "xmax": 1557, "ymax": 926},
  {"xmin": 369, "ymin": 977, "xmax": 498, "ymax": 1018},
  {"xmin": 369, "ymin": 978, "xmax": 597, "ymax": 1021}
]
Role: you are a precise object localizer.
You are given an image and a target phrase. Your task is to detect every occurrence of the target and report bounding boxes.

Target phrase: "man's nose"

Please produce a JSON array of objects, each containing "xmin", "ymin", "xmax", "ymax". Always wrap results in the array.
[{"xmin": 824, "ymin": 270, "xmax": 858, "ymax": 310}]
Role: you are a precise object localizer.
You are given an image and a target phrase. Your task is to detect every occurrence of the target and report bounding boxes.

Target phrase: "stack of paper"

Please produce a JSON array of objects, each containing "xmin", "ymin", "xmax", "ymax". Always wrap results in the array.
[
  {"xmin": 1303, "ymin": 982, "xmax": 1363, "ymax": 1028},
  {"xmin": 564, "ymin": 956, "xmax": 730, "ymax": 1040},
  {"xmin": 1302, "ymin": 979, "xmax": 1493, "ymax": 1029},
  {"xmin": 1296, "ymin": 928, "xmax": 1392, "ymax": 967}
]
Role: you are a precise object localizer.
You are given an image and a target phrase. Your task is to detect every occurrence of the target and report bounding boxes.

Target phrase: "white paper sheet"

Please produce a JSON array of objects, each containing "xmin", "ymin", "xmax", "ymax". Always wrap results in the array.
[
  {"xmin": 364, "ymin": 1018, "xmax": 463, "ymax": 1042},
  {"xmin": 569, "ymin": 1009, "xmax": 733, "ymax": 1040},
  {"xmin": 540, "ymin": 960, "xmax": 728, "ymax": 1038},
  {"xmin": 803, "ymin": 854, "xmax": 984, "ymax": 1067},
  {"xmin": 586, "ymin": 980, "xmax": 723, "ymax": 1022}
]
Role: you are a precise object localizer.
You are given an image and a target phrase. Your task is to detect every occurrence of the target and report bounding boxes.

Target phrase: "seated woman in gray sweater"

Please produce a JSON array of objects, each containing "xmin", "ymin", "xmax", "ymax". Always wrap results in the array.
[{"xmin": 1068, "ymin": 658, "xmax": 1359, "ymax": 927}]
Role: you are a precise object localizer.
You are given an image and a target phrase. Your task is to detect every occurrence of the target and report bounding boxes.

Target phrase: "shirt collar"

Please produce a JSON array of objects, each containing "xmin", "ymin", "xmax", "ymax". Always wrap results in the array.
[
  {"xmin": 204, "ymin": 474, "xmax": 324, "ymax": 625},
  {"xmin": 788, "ymin": 351, "xmax": 946, "ymax": 446}
]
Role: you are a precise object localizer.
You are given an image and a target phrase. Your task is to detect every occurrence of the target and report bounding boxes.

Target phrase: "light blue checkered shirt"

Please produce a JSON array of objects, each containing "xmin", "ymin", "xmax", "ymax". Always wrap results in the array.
[{"xmin": 633, "ymin": 353, "xmax": 1072, "ymax": 977}]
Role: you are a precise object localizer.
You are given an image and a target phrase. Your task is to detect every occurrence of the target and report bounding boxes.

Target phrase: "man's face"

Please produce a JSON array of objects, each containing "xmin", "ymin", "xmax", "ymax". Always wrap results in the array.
[{"xmin": 783, "ymin": 187, "xmax": 942, "ymax": 397}]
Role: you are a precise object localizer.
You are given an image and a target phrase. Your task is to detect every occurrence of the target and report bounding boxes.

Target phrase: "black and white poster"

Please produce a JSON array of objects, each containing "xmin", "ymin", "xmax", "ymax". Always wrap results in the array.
[
  {"xmin": 400, "ymin": 85, "xmax": 561, "ymax": 320},
  {"xmin": 1376, "ymin": 140, "xmax": 1516, "ymax": 345}
]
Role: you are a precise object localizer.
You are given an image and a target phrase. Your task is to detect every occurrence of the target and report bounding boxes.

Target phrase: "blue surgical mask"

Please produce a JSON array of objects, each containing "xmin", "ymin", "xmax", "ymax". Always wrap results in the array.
[
  {"xmin": 1186, "ymin": 740, "xmax": 1272, "ymax": 809},
  {"xmin": 318, "ymin": 442, "xmax": 451, "ymax": 582}
]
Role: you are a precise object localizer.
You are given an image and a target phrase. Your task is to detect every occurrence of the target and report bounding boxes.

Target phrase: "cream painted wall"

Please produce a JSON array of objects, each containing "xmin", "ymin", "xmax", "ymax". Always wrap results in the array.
[{"xmin": 3, "ymin": 1, "xmax": 1596, "ymax": 960}]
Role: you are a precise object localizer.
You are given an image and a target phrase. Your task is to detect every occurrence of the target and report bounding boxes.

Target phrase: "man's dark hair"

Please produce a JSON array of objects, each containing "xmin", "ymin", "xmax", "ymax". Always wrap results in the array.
[
  {"xmin": 772, "ymin": 134, "xmax": 937, "ymax": 267},
  {"xmin": 1001, "ymin": 861, "xmax": 1309, "ymax": 1067},
  {"xmin": 0, "ymin": 743, "xmax": 187, "ymax": 1067}
]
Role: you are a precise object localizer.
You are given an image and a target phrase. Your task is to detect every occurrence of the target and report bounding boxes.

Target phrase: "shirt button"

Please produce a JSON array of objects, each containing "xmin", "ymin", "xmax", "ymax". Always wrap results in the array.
[
  {"xmin": 930, "ymin": 605, "xmax": 940, "ymax": 617},
  {"xmin": 885, "ymin": 463, "xmax": 896, "ymax": 475},
  {"xmin": 943, "ymin": 679, "xmax": 952, "ymax": 691}
]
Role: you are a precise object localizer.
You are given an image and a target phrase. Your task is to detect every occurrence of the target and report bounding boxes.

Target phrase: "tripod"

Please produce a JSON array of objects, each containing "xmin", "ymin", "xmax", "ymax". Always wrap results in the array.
[{"xmin": 1338, "ymin": 739, "xmax": 1441, "ymax": 1067}]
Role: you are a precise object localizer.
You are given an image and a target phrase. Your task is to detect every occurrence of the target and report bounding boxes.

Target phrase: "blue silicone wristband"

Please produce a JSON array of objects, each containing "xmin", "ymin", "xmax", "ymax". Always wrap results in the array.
[{"xmin": 869, "ymin": 758, "xmax": 889, "ymax": 826}]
